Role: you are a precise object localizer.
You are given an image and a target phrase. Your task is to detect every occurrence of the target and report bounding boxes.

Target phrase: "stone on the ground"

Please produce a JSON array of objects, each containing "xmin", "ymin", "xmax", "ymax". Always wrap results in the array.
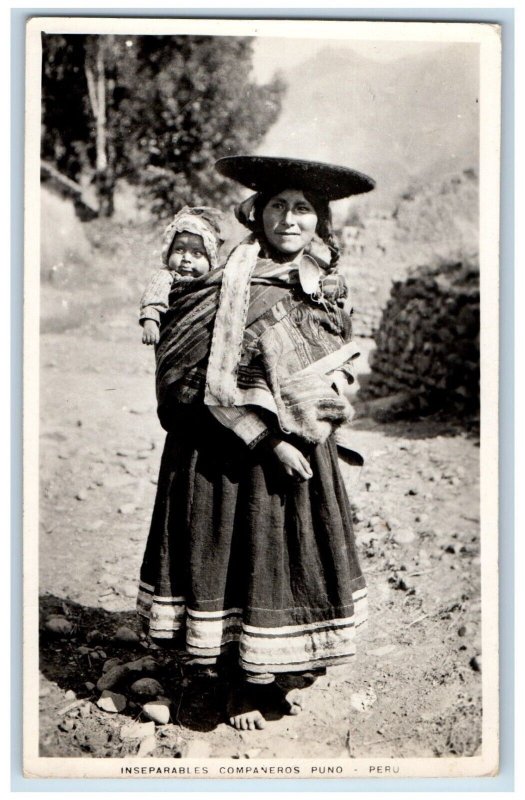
[
  {"xmin": 84, "ymin": 681, "xmax": 95, "ymax": 691},
  {"xmin": 130, "ymin": 655, "xmax": 159, "ymax": 672},
  {"xmin": 369, "ymin": 515, "xmax": 389, "ymax": 533},
  {"xmin": 120, "ymin": 721, "xmax": 156, "ymax": 741},
  {"xmin": 96, "ymin": 665, "xmax": 127, "ymax": 692},
  {"xmin": 392, "ymin": 528, "xmax": 416, "ymax": 545},
  {"xmin": 58, "ymin": 718, "xmax": 76, "ymax": 732},
  {"xmin": 113, "ymin": 626, "xmax": 140, "ymax": 644},
  {"xmin": 138, "ymin": 735, "xmax": 157, "ymax": 756},
  {"xmin": 469, "ymin": 655, "xmax": 482, "ymax": 673},
  {"xmin": 64, "ymin": 689, "xmax": 76, "ymax": 701},
  {"xmin": 458, "ymin": 625, "xmax": 467, "ymax": 637},
  {"xmin": 120, "ymin": 583, "xmax": 138, "ymax": 599},
  {"xmin": 350, "ymin": 687, "xmax": 377, "ymax": 712},
  {"xmin": 131, "ymin": 677, "xmax": 164, "ymax": 698},
  {"xmin": 86, "ymin": 629, "xmax": 103, "ymax": 644},
  {"xmin": 75, "ymin": 489, "xmax": 88, "ymax": 501},
  {"xmin": 97, "ymin": 690, "xmax": 126, "ymax": 714},
  {"xmin": 97, "ymin": 664, "xmax": 126, "ymax": 692},
  {"xmin": 183, "ymin": 738, "xmax": 212, "ymax": 758},
  {"xmin": 96, "ymin": 655, "xmax": 158, "ymax": 692},
  {"xmin": 44, "ymin": 615, "xmax": 74, "ymax": 637},
  {"xmin": 77, "ymin": 645, "xmax": 90, "ymax": 655},
  {"xmin": 102, "ymin": 658, "xmax": 121, "ymax": 674},
  {"xmin": 118, "ymin": 503, "xmax": 136, "ymax": 515},
  {"xmin": 142, "ymin": 699, "xmax": 171, "ymax": 725}
]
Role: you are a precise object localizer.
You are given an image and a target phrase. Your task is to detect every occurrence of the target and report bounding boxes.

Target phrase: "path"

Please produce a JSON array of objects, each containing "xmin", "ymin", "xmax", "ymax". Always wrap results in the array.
[{"xmin": 37, "ymin": 304, "xmax": 482, "ymax": 760}]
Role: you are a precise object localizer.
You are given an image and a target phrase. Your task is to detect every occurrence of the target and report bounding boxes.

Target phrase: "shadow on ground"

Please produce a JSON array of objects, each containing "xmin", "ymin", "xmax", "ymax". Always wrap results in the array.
[
  {"xmin": 349, "ymin": 414, "xmax": 480, "ymax": 443},
  {"xmin": 39, "ymin": 593, "xmax": 317, "ymax": 745}
]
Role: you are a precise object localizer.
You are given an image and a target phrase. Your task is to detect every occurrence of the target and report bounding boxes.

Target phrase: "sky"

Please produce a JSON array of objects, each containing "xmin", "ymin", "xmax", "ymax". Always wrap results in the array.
[{"xmin": 251, "ymin": 38, "xmax": 450, "ymax": 83}]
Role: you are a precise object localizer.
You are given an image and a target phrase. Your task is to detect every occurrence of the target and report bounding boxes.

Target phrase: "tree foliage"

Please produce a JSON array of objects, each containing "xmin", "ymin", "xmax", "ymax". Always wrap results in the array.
[
  {"xmin": 41, "ymin": 34, "xmax": 285, "ymax": 217},
  {"xmin": 41, "ymin": 34, "xmax": 91, "ymax": 182}
]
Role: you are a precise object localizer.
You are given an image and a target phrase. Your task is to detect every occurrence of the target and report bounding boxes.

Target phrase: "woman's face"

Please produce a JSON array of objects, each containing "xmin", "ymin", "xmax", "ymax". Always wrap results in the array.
[{"xmin": 262, "ymin": 190, "xmax": 318, "ymax": 256}]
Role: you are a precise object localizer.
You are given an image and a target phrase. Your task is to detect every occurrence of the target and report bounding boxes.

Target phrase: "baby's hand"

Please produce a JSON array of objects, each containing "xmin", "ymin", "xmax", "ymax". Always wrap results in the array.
[{"xmin": 142, "ymin": 320, "xmax": 159, "ymax": 345}]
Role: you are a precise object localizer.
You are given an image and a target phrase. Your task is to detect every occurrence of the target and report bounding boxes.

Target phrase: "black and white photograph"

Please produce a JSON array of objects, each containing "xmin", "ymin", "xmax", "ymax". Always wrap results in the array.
[{"xmin": 23, "ymin": 16, "xmax": 500, "ymax": 779}]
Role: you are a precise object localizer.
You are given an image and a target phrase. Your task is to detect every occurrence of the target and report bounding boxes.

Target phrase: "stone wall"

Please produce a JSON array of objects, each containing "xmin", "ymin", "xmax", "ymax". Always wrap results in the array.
[{"xmin": 359, "ymin": 260, "xmax": 480, "ymax": 419}]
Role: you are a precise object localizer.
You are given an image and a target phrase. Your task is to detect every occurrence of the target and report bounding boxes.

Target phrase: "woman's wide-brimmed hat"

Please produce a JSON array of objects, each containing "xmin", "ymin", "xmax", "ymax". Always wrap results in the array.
[{"xmin": 215, "ymin": 155, "xmax": 375, "ymax": 200}]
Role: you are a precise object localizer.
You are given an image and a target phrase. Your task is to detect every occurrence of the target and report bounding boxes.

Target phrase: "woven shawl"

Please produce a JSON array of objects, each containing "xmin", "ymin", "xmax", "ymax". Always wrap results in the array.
[{"xmin": 155, "ymin": 246, "xmax": 355, "ymax": 436}]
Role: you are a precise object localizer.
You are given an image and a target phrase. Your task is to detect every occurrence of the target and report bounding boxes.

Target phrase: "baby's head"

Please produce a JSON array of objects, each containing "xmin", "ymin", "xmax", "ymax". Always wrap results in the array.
[
  {"xmin": 161, "ymin": 206, "xmax": 223, "ymax": 278},
  {"xmin": 168, "ymin": 231, "xmax": 210, "ymax": 277}
]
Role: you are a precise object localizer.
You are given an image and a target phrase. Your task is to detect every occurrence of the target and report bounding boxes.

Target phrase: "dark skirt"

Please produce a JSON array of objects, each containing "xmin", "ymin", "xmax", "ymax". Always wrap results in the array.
[{"xmin": 137, "ymin": 407, "xmax": 367, "ymax": 674}]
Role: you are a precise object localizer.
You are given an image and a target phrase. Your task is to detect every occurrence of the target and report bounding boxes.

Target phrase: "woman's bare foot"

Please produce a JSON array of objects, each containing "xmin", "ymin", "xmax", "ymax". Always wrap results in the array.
[{"xmin": 226, "ymin": 681, "xmax": 301, "ymax": 731}]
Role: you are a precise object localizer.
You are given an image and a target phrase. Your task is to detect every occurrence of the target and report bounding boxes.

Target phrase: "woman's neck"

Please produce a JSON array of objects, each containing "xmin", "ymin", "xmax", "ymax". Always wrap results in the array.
[{"xmin": 260, "ymin": 242, "xmax": 305, "ymax": 264}]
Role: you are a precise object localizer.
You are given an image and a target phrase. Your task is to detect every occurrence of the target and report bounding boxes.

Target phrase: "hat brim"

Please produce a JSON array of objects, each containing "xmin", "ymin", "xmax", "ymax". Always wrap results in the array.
[{"xmin": 215, "ymin": 156, "xmax": 375, "ymax": 200}]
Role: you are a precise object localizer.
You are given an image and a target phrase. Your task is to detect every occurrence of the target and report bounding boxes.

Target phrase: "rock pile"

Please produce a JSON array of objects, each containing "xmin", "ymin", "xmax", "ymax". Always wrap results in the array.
[
  {"xmin": 359, "ymin": 259, "xmax": 480, "ymax": 419},
  {"xmin": 342, "ymin": 262, "xmax": 386, "ymax": 339},
  {"xmin": 339, "ymin": 170, "xmax": 479, "ymax": 340},
  {"xmin": 351, "ymin": 303, "xmax": 383, "ymax": 339}
]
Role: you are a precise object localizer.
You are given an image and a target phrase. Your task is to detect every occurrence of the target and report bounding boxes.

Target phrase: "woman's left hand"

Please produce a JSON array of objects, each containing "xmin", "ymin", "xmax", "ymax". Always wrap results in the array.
[{"xmin": 269, "ymin": 438, "xmax": 313, "ymax": 481}]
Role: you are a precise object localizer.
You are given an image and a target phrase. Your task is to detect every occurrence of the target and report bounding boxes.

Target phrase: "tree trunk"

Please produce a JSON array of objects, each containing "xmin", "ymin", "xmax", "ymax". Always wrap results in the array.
[{"xmin": 85, "ymin": 36, "xmax": 114, "ymax": 217}]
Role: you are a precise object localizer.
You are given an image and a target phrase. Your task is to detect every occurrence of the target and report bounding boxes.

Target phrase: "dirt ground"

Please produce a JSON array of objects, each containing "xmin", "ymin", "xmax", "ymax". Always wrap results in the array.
[{"xmin": 37, "ymin": 283, "xmax": 482, "ymax": 761}]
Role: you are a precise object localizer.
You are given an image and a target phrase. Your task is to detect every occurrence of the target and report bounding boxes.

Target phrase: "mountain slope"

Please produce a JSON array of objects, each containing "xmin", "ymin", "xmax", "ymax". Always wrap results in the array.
[{"xmin": 258, "ymin": 43, "xmax": 479, "ymax": 204}]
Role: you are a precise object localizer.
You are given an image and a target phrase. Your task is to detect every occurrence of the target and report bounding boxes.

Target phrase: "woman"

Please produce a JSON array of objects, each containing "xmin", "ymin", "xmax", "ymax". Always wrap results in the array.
[{"xmin": 137, "ymin": 155, "xmax": 375, "ymax": 731}]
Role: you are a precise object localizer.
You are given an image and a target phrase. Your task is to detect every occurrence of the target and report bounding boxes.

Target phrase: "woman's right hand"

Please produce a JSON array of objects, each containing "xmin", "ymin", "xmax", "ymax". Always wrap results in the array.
[{"xmin": 269, "ymin": 438, "xmax": 313, "ymax": 481}]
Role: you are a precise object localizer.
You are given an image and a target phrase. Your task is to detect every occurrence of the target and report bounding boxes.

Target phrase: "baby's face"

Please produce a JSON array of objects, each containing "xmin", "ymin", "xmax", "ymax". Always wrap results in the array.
[{"xmin": 168, "ymin": 232, "xmax": 211, "ymax": 277}]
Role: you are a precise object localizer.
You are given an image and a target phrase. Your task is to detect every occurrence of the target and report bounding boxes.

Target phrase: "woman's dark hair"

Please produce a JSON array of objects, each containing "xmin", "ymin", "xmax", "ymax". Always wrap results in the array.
[{"xmin": 240, "ymin": 189, "xmax": 340, "ymax": 271}]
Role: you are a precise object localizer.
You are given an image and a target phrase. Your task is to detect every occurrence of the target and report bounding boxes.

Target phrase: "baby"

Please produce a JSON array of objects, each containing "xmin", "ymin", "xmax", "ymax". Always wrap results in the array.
[{"xmin": 140, "ymin": 206, "xmax": 223, "ymax": 345}]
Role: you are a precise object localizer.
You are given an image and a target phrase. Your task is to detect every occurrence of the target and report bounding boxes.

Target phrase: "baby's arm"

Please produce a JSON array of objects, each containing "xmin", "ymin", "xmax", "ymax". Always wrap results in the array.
[{"xmin": 139, "ymin": 269, "xmax": 176, "ymax": 345}]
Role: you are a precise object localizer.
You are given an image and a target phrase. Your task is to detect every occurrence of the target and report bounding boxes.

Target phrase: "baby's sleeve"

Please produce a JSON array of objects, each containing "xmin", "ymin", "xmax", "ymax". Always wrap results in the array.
[{"xmin": 139, "ymin": 269, "xmax": 176, "ymax": 325}]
